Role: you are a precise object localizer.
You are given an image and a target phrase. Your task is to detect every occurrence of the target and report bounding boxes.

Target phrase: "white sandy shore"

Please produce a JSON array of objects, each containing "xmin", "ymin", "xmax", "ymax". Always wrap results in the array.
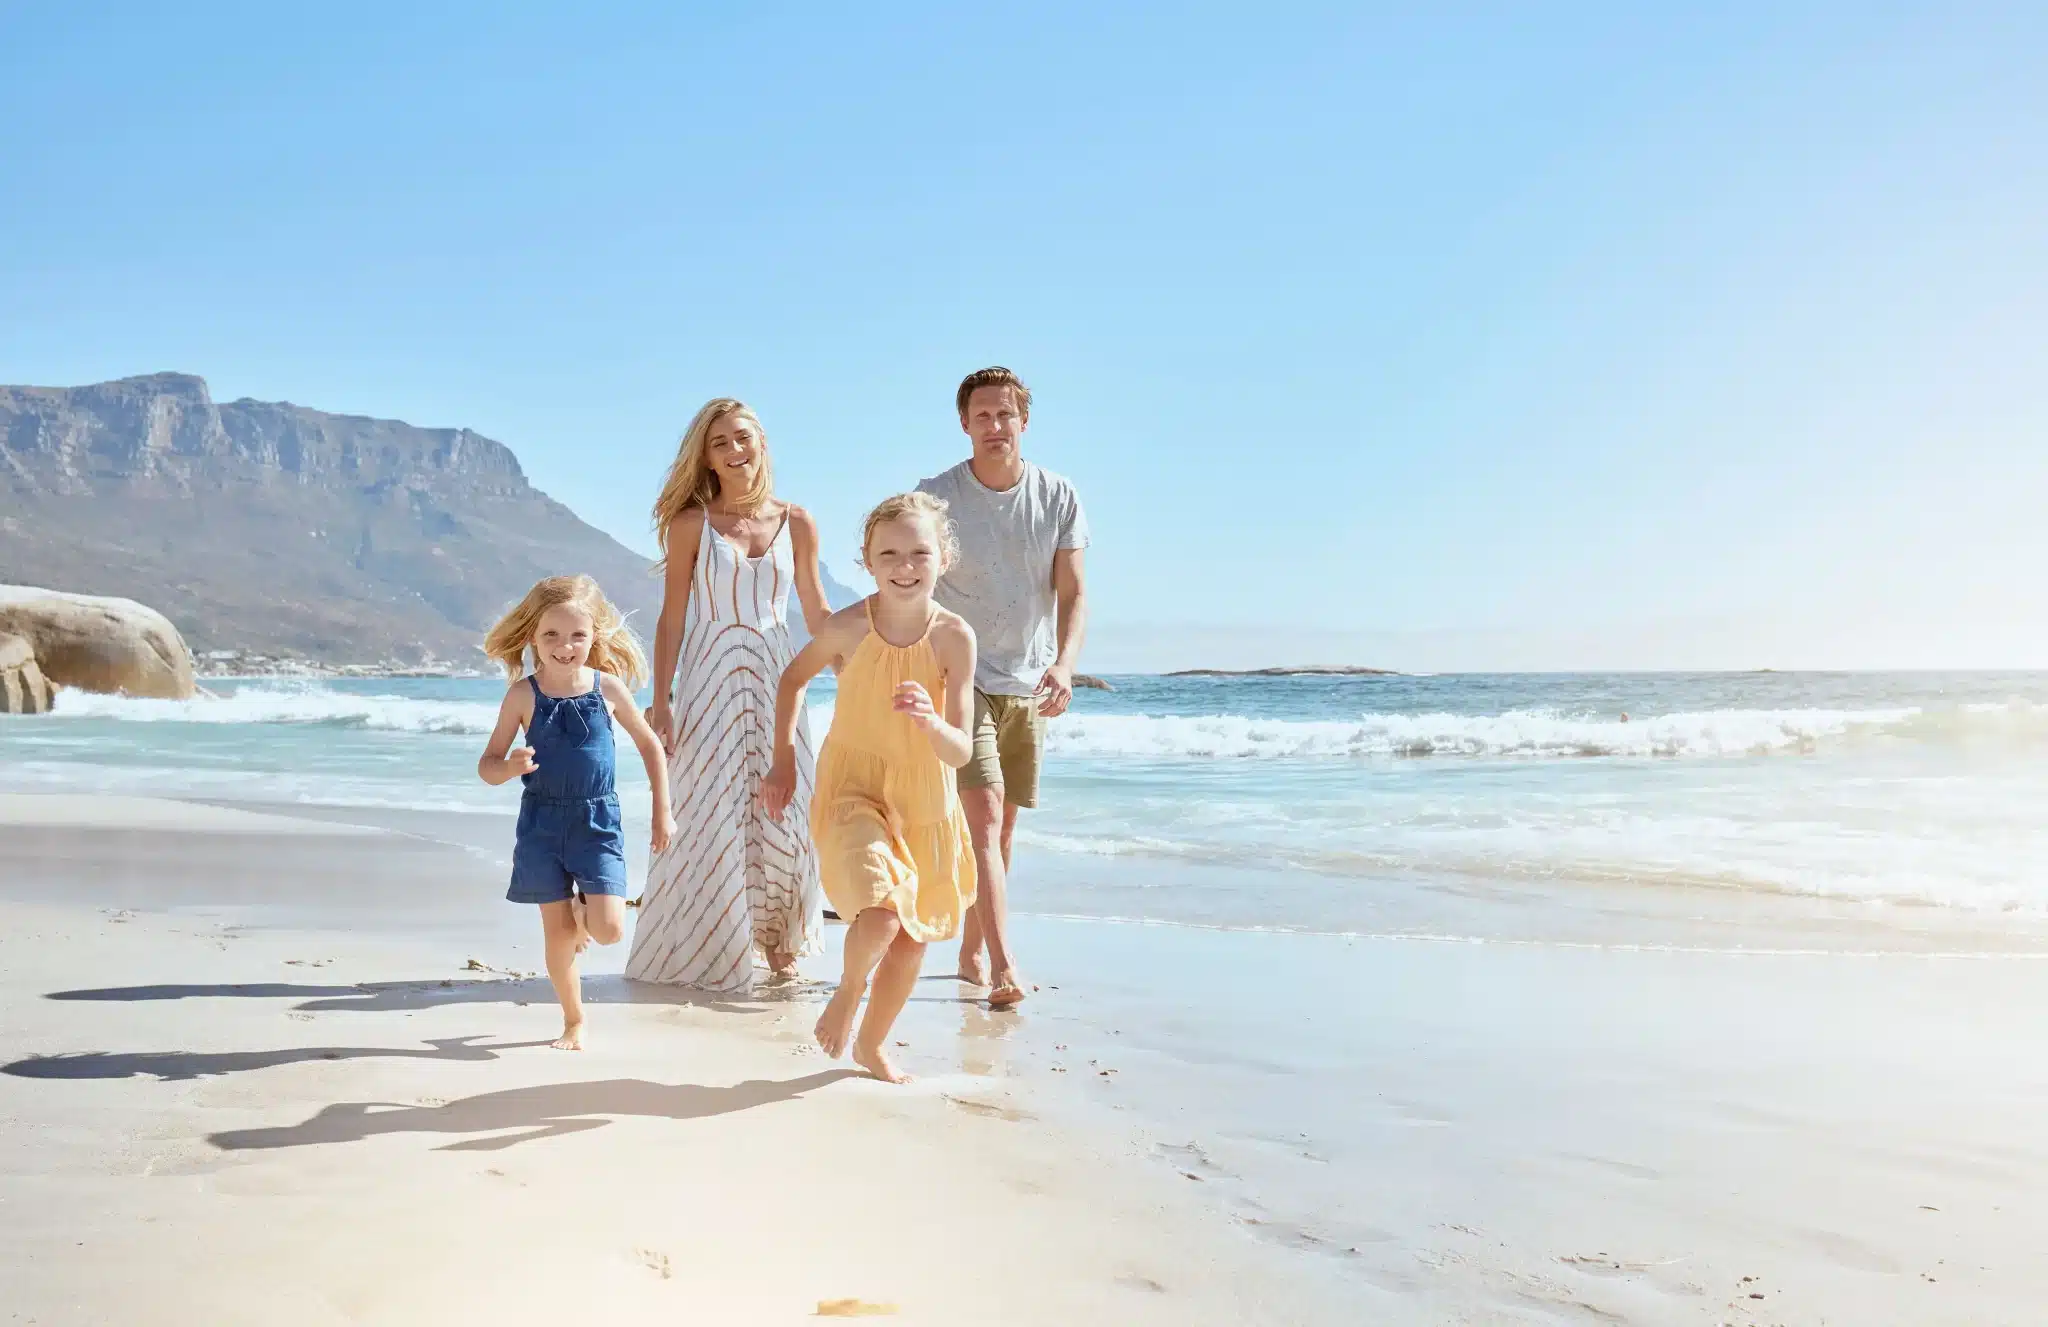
[
  {"xmin": 7, "ymin": 794, "xmax": 2048, "ymax": 1325},
  {"xmin": 0, "ymin": 797, "xmax": 1344, "ymax": 1326}
]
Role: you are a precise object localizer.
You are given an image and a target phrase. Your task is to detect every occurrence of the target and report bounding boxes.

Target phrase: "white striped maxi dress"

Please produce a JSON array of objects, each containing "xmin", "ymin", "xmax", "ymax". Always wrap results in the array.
[{"xmin": 625, "ymin": 510, "xmax": 823, "ymax": 990}]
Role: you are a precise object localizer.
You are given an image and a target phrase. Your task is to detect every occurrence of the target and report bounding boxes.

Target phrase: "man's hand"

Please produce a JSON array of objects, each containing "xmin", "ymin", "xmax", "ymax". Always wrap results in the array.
[{"xmin": 1036, "ymin": 664, "xmax": 1074, "ymax": 717}]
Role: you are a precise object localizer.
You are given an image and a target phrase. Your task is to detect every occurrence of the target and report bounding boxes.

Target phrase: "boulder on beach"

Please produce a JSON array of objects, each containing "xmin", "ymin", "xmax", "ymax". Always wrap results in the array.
[
  {"xmin": 0, "ymin": 586, "xmax": 196, "ymax": 701},
  {"xmin": 0, "ymin": 631, "xmax": 57, "ymax": 714}
]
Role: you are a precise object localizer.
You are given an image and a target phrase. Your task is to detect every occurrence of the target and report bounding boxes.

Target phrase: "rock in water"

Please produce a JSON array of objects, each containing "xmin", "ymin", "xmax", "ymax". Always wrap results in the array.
[
  {"xmin": 0, "ymin": 586, "xmax": 196, "ymax": 699},
  {"xmin": 0, "ymin": 632, "xmax": 57, "ymax": 713}
]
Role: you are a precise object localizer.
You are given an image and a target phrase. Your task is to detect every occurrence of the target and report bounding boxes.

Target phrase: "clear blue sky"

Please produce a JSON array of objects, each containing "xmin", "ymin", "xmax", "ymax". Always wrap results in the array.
[{"xmin": 3, "ymin": 4, "xmax": 2043, "ymax": 669}]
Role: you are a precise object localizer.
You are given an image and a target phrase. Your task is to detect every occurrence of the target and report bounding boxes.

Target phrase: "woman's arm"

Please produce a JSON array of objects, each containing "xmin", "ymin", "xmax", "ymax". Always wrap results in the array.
[
  {"xmin": 647, "ymin": 509, "xmax": 704, "ymax": 753},
  {"xmin": 603, "ymin": 673, "xmax": 673, "ymax": 853},
  {"xmin": 787, "ymin": 505, "xmax": 831, "ymax": 637},
  {"xmin": 896, "ymin": 615, "xmax": 975, "ymax": 769},
  {"xmin": 477, "ymin": 684, "xmax": 536, "ymax": 785}
]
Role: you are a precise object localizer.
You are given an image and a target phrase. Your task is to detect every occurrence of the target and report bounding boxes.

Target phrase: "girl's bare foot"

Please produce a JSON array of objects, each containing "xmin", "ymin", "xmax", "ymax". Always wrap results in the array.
[
  {"xmin": 988, "ymin": 971, "xmax": 1026, "ymax": 1010},
  {"xmin": 852, "ymin": 1040, "xmax": 912, "ymax": 1084},
  {"xmin": 551, "ymin": 1022, "xmax": 586, "ymax": 1051},
  {"xmin": 814, "ymin": 986, "xmax": 860, "ymax": 1058}
]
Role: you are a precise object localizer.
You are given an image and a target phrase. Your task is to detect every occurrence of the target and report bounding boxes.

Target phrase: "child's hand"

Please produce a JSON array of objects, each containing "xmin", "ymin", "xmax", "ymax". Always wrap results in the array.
[
  {"xmin": 892, "ymin": 681, "xmax": 937, "ymax": 729},
  {"xmin": 759, "ymin": 749, "xmax": 796, "ymax": 821},
  {"xmin": 506, "ymin": 747, "xmax": 539, "ymax": 777},
  {"xmin": 651, "ymin": 806, "xmax": 675, "ymax": 855}
]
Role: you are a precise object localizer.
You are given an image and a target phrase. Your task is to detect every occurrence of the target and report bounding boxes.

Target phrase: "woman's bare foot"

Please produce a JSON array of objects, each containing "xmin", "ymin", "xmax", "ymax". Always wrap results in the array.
[
  {"xmin": 551, "ymin": 1022, "xmax": 586, "ymax": 1051},
  {"xmin": 852, "ymin": 1040, "xmax": 912, "ymax": 1084},
  {"xmin": 814, "ymin": 986, "xmax": 860, "ymax": 1059},
  {"xmin": 956, "ymin": 953, "xmax": 990, "ymax": 987},
  {"xmin": 988, "ymin": 971, "xmax": 1026, "ymax": 1010},
  {"xmin": 767, "ymin": 949, "xmax": 799, "ymax": 980}
]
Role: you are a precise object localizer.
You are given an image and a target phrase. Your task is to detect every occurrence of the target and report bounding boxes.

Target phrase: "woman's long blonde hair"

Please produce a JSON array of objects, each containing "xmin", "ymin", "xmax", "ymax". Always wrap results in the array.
[
  {"xmin": 482, "ymin": 575, "xmax": 648, "ymax": 688},
  {"xmin": 652, "ymin": 397, "xmax": 775, "ymax": 563}
]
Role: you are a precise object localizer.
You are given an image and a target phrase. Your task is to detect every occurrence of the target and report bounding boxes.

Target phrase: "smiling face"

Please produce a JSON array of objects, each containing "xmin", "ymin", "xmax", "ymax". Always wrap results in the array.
[
  {"xmin": 705, "ymin": 410, "xmax": 765, "ymax": 500},
  {"xmin": 960, "ymin": 384, "xmax": 1028, "ymax": 468},
  {"xmin": 864, "ymin": 514, "xmax": 946, "ymax": 605},
  {"xmin": 533, "ymin": 603, "xmax": 595, "ymax": 673}
]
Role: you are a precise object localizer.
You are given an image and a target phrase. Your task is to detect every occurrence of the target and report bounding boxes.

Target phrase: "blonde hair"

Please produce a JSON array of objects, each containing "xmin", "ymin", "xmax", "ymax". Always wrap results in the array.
[
  {"xmin": 482, "ymin": 575, "xmax": 649, "ymax": 689},
  {"xmin": 652, "ymin": 397, "xmax": 774, "ymax": 562},
  {"xmin": 860, "ymin": 491, "xmax": 960, "ymax": 569}
]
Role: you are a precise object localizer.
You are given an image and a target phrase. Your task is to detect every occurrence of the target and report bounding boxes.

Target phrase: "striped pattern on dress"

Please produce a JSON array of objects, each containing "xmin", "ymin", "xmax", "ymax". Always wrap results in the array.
[{"xmin": 624, "ymin": 510, "xmax": 822, "ymax": 992}]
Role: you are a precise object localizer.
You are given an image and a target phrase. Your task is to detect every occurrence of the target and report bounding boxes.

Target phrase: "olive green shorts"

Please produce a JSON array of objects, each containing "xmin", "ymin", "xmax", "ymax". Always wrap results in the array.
[{"xmin": 960, "ymin": 690, "xmax": 1044, "ymax": 809}]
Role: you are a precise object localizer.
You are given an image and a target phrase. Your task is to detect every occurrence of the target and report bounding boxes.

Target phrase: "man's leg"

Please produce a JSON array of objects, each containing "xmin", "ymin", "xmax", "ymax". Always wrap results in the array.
[
  {"xmin": 982, "ymin": 697, "xmax": 1040, "ymax": 1007},
  {"xmin": 959, "ymin": 787, "xmax": 1013, "ymax": 988},
  {"xmin": 955, "ymin": 691, "xmax": 1004, "ymax": 985}
]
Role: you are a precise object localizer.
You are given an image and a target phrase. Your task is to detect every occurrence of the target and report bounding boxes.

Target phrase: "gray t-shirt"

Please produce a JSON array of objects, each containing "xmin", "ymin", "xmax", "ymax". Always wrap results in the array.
[{"xmin": 917, "ymin": 459, "xmax": 1090, "ymax": 697}]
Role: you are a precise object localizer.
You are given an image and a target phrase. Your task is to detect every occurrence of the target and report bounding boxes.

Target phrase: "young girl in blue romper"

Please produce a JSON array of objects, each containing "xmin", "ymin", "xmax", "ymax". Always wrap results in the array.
[{"xmin": 480, "ymin": 575, "xmax": 673, "ymax": 1050}]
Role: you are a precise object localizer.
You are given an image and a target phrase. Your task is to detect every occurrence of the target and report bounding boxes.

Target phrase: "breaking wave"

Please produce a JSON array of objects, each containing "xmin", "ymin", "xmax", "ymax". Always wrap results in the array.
[{"xmin": 39, "ymin": 689, "xmax": 2048, "ymax": 760}]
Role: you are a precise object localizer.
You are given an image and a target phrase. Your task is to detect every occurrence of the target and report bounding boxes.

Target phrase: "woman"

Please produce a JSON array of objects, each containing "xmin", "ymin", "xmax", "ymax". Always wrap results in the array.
[{"xmin": 625, "ymin": 398, "xmax": 829, "ymax": 991}]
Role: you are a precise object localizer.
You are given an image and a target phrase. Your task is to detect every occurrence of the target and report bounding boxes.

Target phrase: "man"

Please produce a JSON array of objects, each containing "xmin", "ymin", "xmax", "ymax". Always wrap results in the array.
[{"xmin": 918, "ymin": 366, "xmax": 1088, "ymax": 1010}]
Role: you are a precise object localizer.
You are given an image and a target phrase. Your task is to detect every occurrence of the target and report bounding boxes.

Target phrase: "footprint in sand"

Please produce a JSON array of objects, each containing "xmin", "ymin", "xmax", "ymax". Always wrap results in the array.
[{"xmin": 944, "ymin": 1096, "xmax": 1034, "ymax": 1122}]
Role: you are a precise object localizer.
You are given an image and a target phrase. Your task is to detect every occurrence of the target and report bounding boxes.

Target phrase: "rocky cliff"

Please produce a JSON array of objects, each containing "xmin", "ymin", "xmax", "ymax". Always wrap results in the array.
[{"xmin": 0, "ymin": 373, "xmax": 660, "ymax": 662}]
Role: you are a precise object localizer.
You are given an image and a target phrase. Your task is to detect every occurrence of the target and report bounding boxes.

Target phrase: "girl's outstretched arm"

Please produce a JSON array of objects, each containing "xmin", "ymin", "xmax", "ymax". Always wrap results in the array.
[
  {"xmin": 787, "ymin": 505, "xmax": 831, "ymax": 638},
  {"xmin": 761, "ymin": 603, "xmax": 864, "ymax": 819},
  {"xmin": 602, "ymin": 673, "xmax": 673, "ymax": 854},
  {"xmin": 478, "ymin": 683, "xmax": 537, "ymax": 786},
  {"xmin": 896, "ymin": 614, "xmax": 975, "ymax": 768}
]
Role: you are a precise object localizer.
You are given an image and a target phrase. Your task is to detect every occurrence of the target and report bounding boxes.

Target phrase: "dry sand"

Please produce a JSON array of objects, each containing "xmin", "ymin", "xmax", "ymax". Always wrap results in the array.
[{"xmin": 0, "ymin": 796, "xmax": 1343, "ymax": 1326}]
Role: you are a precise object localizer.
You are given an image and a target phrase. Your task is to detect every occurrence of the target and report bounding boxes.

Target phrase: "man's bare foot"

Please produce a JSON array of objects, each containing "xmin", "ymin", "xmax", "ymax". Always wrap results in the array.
[
  {"xmin": 956, "ymin": 954, "xmax": 990, "ymax": 987},
  {"xmin": 551, "ymin": 1022, "xmax": 586, "ymax": 1051},
  {"xmin": 852, "ymin": 1041, "xmax": 913, "ymax": 1084},
  {"xmin": 988, "ymin": 971, "xmax": 1026, "ymax": 1010},
  {"xmin": 814, "ymin": 986, "xmax": 860, "ymax": 1059}
]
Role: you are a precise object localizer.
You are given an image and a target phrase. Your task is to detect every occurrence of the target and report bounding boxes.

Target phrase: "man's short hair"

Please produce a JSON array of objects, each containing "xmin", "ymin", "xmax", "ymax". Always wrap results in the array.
[{"xmin": 956, "ymin": 366, "xmax": 1031, "ymax": 422}]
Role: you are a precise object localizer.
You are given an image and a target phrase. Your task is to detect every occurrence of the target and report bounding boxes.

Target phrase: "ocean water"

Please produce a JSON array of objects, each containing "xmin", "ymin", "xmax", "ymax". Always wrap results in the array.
[{"xmin": 5, "ymin": 670, "xmax": 2047, "ymax": 930}]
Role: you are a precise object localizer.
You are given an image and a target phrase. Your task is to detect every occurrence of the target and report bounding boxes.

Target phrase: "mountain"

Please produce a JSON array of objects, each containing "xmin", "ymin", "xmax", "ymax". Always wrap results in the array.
[{"xmin": 0, "ymin": 373, "xmax": 663, "ymax": 663}]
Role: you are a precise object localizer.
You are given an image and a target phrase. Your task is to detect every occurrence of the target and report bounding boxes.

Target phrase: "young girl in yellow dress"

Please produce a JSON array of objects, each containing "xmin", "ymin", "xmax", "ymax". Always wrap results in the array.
[{"xmin": 762, "ymin": 492, "xmax": 978, "ymax": 1084}]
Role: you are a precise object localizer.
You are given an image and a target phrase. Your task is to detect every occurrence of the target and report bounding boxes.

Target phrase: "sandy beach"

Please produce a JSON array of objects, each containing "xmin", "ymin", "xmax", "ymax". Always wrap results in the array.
[
  {"xmin": 0, "ymin": 796, "xmax": 1349, "ymax": 1325},
  {"xmin": 6, "ymin": 792, "xmax": 2048, "ymax": 1324}
]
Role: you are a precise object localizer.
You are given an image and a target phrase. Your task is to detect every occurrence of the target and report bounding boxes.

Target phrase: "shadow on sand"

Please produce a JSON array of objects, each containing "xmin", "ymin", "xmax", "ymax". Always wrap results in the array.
[
  {"xmin": 44, "ymin": 973, "xmax": 980, "ymax": 1015},
  {"xmin": 2, "ymin": 1036, "xmax": 551, "ymax": 1082},
  {"xmin": 206, "ymin": 1068, "xmax": 861, "ymax": 1152}
]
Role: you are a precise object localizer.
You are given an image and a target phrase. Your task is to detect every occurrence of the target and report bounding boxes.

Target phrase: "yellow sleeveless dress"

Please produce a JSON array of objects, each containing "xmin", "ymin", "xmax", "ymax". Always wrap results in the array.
[{"xmin": 811, "ymin": 608, "xmax": 977, "ymax": 942}]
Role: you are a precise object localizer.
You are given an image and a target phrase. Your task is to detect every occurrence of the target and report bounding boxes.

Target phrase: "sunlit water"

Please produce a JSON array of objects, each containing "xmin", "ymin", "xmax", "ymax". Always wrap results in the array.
[{"xmin": 6, "ymin": 670, "xmax": 2047, "ymax": 930}]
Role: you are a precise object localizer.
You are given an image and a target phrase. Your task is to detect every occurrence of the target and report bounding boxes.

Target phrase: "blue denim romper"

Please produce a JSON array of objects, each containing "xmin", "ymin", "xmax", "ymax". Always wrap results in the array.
[{"xmin": 507, "ymin": 672, "xmax": 630, "ymax": 904}]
